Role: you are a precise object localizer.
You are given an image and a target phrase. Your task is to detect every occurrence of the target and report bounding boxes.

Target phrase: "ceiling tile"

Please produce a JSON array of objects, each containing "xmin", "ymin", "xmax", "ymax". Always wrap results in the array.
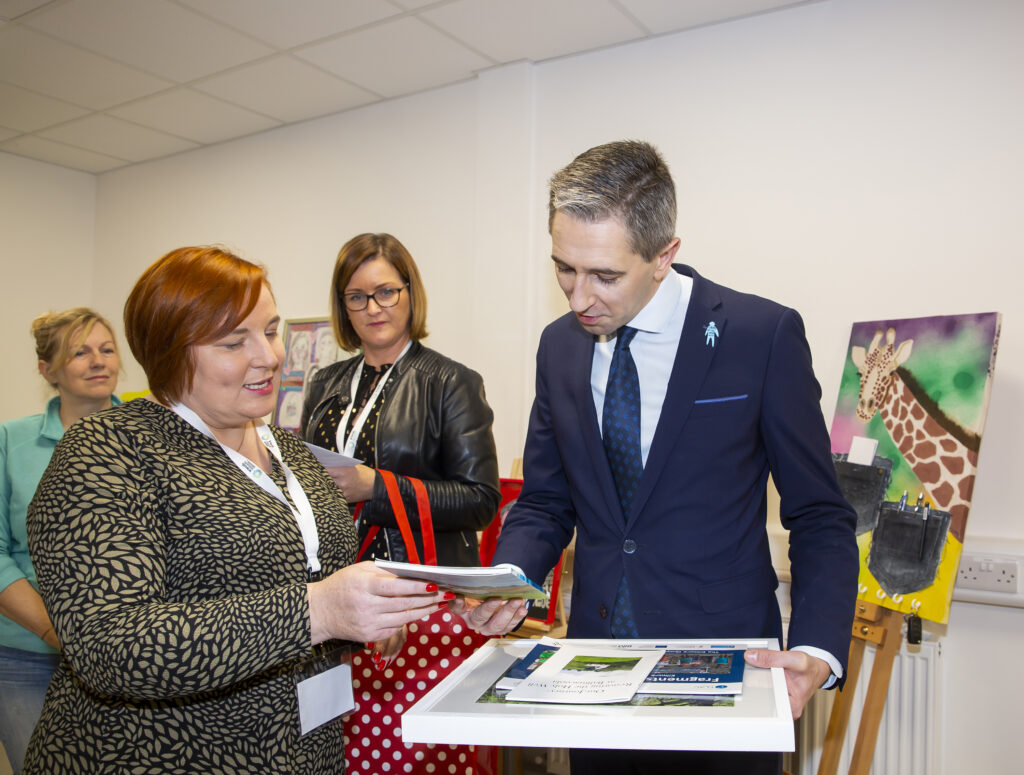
[
  {"xmin": 0, "ymin": 0, "xmax": 53, "ymax": 21},
  {"xmin": 0, "ymin": 126, "xmax": 18, "ymax": 141},
  {"xmin": 297, "ymin": 16, "xmax": 492, "ymax": 98},
  {"xmin": 616, "ymin": 0, "xmax": 812, "ymax": 34},
  {"xmin": 177, "ymin": 0, "xmax": 403, "ymax": 49},
  {"xmin": 24, "ymin": 0, "xmax": 274, "ymax": 83},
  {"xmin": 39, "ymin": 113, "xmax": 198, "ymax": 162},
  {"xmin": 107, "ymin": 88, "xmax": 282, "ymax": 144},
  {"xmin": 421, "ymin": 0, "xmax": 645, "ymax": 63},
  {"xmin": 0, "ymin": 82, "xmax": 90, "ymax": 131},
  {"xmin": 0, "ymin": 134, "xmax": 127, "ymax": 172},
  {"xmin": 387, "ymin": 0, "xmax": 437, "ymax": 9},
  {"xmin": 194, "ymin": 56, "xmax": 380, "ymax": 122},
  {"xmin": 0, "ymin": 25, "xmax": 172, "ymax": 109}
]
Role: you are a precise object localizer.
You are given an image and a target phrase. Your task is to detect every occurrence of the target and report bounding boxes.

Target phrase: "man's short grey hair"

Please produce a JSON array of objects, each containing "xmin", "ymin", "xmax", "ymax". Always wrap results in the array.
[{"xmin": 548, "ymin": 140, "xmax": 677, "ymax": 261}]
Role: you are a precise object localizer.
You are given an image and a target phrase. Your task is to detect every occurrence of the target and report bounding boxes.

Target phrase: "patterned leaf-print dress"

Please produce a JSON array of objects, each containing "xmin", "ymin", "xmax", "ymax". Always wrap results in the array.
[{"xmin": 24, "ymin": 399, "xmax": 357, "ymax": 774}]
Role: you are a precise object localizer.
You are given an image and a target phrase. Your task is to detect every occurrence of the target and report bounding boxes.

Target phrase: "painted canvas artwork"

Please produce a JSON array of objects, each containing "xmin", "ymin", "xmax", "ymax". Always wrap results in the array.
[
  {"xmin": 829, "ymin": 312, "xmax": 1001, "ymax": 624},
  {"xmin": 274, "ymin": 317, "xmax": 344, "ymax": 434}
]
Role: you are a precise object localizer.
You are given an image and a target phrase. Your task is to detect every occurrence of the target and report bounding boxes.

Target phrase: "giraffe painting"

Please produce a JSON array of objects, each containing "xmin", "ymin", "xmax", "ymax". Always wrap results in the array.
[
  {"xmin": 849, "ymin": 327, "xmax": 980, "ymax": 542},
  {"xmin": 830, "ymin": 312, "xmax": 1001, "ymax": 623}
]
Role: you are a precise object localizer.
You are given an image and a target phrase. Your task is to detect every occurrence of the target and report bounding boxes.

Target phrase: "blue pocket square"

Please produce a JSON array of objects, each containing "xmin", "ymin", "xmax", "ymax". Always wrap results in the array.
[{"xmin": 693, "ymin": 394, "xmax": 748, "ymax": 405}]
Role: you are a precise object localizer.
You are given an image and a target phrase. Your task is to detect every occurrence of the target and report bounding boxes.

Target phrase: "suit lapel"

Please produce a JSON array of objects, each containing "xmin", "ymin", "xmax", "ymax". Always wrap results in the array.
[{"xmin": 630, "ymin": 267, "xmax": 725, "ymax": 523}]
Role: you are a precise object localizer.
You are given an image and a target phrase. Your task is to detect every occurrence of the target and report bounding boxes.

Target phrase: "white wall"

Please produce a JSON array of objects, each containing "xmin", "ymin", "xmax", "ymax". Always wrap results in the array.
[
  {"xmin": 0, "ymin": 153, "xmax": 96, "ymax": 418},
  {"xmin": 2, "ymin": 0, "xmax": 1021, "ymax": 770},
  {"xmin": 529, "ymin": 0, "xmax": 1023, "ymax": 542}
]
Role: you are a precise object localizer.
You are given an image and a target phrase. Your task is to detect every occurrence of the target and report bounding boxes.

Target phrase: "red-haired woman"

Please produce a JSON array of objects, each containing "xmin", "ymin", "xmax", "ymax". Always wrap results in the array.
[{"xmin": 24, "ymin": 247, "xmax": 451, "ymax": 775}]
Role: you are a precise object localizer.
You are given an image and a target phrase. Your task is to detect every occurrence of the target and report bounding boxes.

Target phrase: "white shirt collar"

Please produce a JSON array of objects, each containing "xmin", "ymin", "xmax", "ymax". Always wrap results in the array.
[{"xmin": 628, "ymin": 266, "xmax": 692, "ymax": 335}]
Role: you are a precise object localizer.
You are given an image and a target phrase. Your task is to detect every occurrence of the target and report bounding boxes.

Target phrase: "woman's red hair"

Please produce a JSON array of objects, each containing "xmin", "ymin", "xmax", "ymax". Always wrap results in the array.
[{"xmin": 124, "ymin": 246, "xmax": 267, "ymax": 404}]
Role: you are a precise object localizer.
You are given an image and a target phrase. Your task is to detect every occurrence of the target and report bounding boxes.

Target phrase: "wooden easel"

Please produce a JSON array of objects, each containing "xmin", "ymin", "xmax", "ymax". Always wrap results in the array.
[{"xmin": 817, "ymin": 600, "xmax": 905, "ymax": 775}]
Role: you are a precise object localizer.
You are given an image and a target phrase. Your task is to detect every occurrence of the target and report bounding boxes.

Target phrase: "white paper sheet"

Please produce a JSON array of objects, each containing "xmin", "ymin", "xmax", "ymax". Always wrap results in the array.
[{"xmin": 303, "ymin": 442, "xmax": 362, "ymax": 468}]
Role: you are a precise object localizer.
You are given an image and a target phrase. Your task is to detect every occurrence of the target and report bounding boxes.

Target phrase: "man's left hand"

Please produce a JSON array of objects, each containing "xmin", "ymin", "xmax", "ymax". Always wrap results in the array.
[{"xmin": 743, "ymin": 649, "xmax": 832, "ymax": 719}]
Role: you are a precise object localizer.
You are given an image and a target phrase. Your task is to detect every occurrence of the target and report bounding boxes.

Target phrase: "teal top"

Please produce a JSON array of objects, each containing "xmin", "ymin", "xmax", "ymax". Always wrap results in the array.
[{"xmin": 0, "ymin": 395, "xmax": 122, "ymax": 653}]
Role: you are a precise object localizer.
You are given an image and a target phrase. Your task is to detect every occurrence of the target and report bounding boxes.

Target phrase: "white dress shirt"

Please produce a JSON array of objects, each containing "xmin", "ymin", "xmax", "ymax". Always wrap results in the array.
[{"xmin": 592, "ymin": 269, "xmax": 690, "ymax": 465}]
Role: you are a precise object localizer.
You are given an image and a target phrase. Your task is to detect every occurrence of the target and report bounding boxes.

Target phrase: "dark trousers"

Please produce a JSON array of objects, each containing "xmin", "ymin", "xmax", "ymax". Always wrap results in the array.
[{"xmin": 569, "ymin": 748, "xmax": 782, "ymax": 775}]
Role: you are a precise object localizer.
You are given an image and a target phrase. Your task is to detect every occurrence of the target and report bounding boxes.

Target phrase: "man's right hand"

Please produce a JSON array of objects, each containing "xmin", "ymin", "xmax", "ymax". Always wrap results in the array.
[{"xmin": 449, "ymin": 596, "xmax": 529, "ymax": 637}]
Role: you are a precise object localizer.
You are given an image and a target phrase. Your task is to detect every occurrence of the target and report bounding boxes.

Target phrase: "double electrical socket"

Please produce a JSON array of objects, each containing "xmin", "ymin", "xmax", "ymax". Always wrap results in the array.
[{"xmin": 957, "ymin": 554, "xmax": 1019, "ymax": 594}]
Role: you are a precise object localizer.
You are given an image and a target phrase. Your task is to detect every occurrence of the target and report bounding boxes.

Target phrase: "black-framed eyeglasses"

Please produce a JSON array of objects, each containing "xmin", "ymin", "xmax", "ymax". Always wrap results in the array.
[{"xmin": 342, "ymin": 284, "xmax": 409, "ymax": 312}]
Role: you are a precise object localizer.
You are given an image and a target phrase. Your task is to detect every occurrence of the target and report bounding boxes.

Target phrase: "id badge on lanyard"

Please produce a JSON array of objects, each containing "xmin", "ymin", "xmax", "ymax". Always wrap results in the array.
[{"xmin": 294, "ymin": 644, "xmax": 356, "ymax": 735}]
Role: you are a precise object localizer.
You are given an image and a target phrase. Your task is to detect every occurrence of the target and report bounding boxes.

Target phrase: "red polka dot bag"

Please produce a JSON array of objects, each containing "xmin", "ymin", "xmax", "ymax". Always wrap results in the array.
[{"xmin": 345, "ymin": 470, "xmax": 491, "ymax": 774}]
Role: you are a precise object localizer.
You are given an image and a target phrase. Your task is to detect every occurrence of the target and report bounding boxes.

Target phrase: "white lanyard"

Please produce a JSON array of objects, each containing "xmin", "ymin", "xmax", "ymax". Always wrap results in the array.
[
  {"xmin": 335, "ymin": 340, "xmax": 412, "ymax": 457},
  {"xmin": 171, "ymin": 402, "xmax": 321, "ymax": 574}
]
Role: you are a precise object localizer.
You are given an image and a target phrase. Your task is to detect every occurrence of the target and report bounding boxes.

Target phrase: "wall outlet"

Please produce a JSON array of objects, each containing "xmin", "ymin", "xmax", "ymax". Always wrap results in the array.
[
  {"xmin": 957, "ymin": 554, "xmax": 1019, "ymax": 593},
  {"xmin": 952, "ymin": 538, "xmax": 1024, "ymax": 609}
]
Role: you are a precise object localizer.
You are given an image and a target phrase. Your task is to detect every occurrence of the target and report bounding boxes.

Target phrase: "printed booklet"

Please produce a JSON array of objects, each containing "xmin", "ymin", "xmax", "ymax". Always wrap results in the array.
[{"xmin": 504, "ymin": 645, "xmax": 666, "ymax": 704}]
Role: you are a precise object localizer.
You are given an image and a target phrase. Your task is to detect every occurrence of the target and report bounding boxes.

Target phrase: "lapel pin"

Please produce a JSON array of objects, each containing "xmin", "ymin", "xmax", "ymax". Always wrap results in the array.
[{"xmin": 703, "ymin": 321, "xmax": 720, "ymax": 347}]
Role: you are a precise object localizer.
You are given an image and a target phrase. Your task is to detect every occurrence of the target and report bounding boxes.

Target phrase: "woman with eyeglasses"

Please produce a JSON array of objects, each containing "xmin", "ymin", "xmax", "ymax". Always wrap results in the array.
[{"xmin": 301, "ymin": 233, "xmax": 500, "ymax": 773}]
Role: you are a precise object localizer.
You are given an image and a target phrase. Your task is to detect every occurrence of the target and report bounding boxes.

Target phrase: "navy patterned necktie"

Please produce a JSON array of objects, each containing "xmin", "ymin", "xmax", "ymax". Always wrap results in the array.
[
  {"xmin": 603, "ymin": 326, "xmax": 642, "ymax": 519},
  {"xmin": 603, "ymin": 326, "xmax": 642, "ymax": 638}
]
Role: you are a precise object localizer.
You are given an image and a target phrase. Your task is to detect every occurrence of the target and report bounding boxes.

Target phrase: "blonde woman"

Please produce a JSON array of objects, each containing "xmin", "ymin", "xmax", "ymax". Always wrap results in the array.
[{"xmin": 0, "ymin": 308, "xmax": 120, "ymax": 775}]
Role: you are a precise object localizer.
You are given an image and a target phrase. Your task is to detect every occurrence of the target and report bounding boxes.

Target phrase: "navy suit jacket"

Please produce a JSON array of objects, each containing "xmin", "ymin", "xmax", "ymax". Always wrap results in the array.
[{"xmin": 494, "ymin": 265, "xmax": 858, "ymax": 672}]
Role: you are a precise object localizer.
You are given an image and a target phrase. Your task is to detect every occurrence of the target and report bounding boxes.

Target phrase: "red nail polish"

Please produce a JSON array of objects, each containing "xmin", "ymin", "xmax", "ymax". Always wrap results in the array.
[
  {"xmin": 443, "ymin": 591, "xmax": 456, "ymax": 601},
  {"xmin": 366, "ymin": 641, "xmax": 375, "ymax": 650},
  {"xmin": 372, "ymin": 651, "xmax": 382, "ymax": 662},
  {"xmin": 425, "ymin": 583, "xmax": 439, "ymax": 592}
]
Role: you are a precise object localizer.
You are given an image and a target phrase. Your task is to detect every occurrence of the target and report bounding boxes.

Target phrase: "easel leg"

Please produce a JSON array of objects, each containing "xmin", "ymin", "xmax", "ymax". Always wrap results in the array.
[
  {"xmin": 817, "ymin": 637, "xmax": 866, "ymax": 775},
  {"xmin": 848, "ymin": 608, "xmax": 904, "ymax": 775}
]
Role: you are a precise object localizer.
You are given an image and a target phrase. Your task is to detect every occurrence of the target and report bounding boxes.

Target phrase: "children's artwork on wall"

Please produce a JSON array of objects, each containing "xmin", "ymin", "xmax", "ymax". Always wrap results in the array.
[
  {"xmin": 829, "ymin": 312, "xmax": 1001, "ymax": 624},
  {"xmin": 274, "ymin": 318, "xmax": 344, "ymax": 434}
]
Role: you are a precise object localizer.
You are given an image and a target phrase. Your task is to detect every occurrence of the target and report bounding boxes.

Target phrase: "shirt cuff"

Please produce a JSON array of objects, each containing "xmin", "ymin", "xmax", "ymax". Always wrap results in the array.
[{"xmin": 790, "ymin": 645, "xmax": 842, "ymax": 689}]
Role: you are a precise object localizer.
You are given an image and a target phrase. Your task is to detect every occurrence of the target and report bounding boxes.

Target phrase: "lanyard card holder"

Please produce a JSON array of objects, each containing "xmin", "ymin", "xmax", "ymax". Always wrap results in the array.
[
  {"xmin": 293, "ymin": 642, "xmax": 362, "ymax": 736},
  {"xmin": 868, "ymin": 498, "xmax": 951, "ymax": 596}
]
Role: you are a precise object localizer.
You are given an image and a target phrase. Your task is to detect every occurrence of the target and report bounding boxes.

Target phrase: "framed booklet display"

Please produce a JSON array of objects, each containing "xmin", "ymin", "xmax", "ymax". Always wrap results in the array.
[{"xmin": 401, "ymin": 637, "xmax": 794, "ymax": 752}]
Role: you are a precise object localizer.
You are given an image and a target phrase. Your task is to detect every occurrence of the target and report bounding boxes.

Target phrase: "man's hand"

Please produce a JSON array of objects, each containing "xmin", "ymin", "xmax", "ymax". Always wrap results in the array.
[
  {"xmin": 743, "ymin": 648, "xmax": 832, "ymax": 719},
  {"xmin": 449, "ymin": 596, "xmax": 529, "ymax": 636}
]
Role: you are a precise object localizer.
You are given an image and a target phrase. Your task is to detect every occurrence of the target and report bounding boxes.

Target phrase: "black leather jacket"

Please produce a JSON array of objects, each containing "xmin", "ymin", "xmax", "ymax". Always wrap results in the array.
[{"xmin": 300, "ymin": 341, "xmax": 500, "ymax": 567}]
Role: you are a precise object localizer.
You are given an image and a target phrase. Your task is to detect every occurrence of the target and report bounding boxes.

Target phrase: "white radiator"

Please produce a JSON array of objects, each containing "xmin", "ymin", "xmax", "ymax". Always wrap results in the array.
[{"xmin": 787, "ymin": 638, "xmax": 942, "ymax": 775}]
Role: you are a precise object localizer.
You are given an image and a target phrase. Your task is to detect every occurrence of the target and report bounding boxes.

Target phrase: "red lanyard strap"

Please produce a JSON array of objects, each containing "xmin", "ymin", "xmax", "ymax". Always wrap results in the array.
[
  {"xmin": 352, "ymin": 502, "xmax": 379, "ymax": 562},
  {"xmin": 375, "ymin": 470, "xmax": 437, "ymax": 567},
  {"xmin": 409, "ymin": 477, "xmax": 436, "ymax": 566}
]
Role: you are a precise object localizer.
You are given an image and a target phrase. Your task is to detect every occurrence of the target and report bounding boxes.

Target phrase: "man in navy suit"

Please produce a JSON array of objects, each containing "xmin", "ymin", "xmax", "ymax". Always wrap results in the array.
[{"xmin": 461, "ymin": 140, "xmax": 858, "ymax": 774}]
